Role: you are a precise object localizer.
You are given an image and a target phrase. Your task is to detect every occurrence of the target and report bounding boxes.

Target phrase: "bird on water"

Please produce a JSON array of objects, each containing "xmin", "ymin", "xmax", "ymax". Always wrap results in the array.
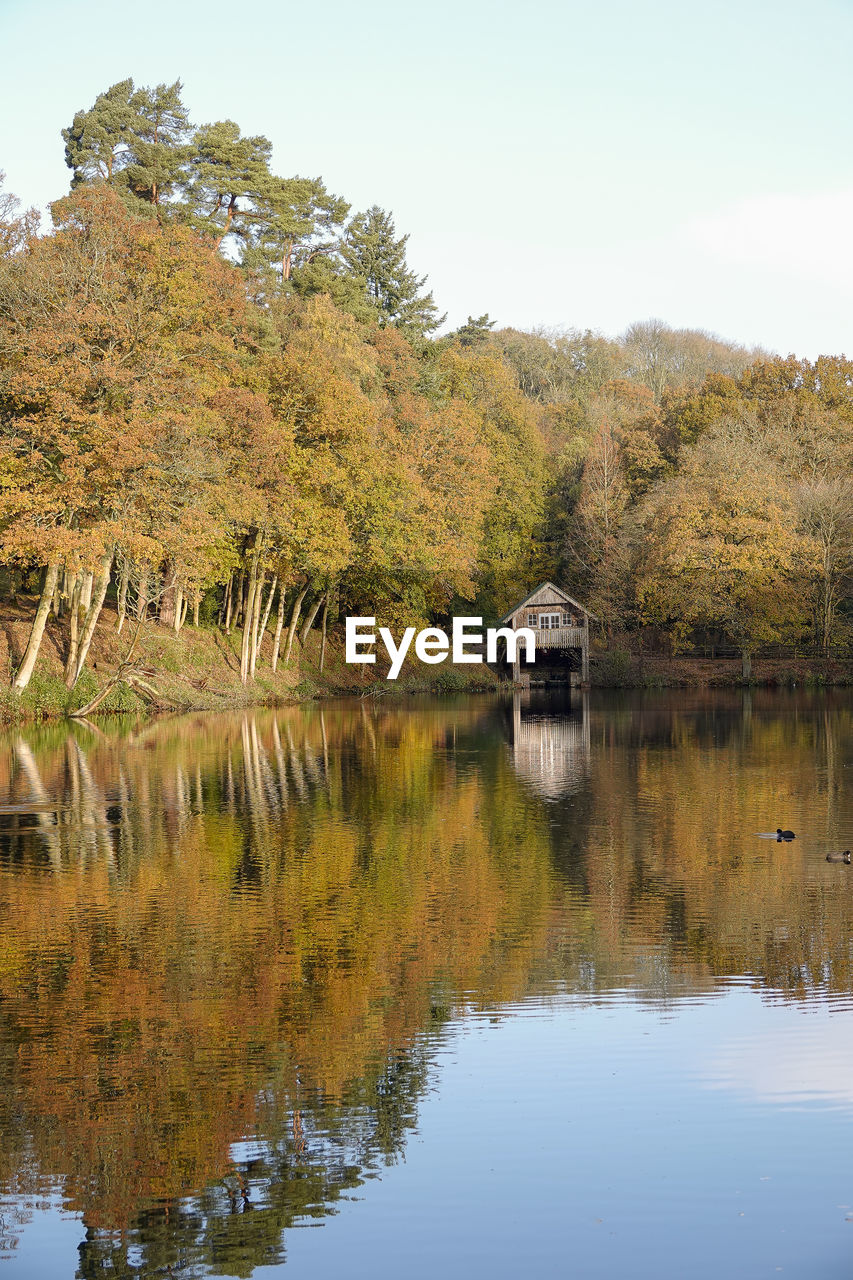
[
  {"xmin": 826, "ymin": 851, "xmax": 851, "ymax": 864},
  {"xmin": 776, "ymin": 828, "xmax": 795, "ymax": 840}
]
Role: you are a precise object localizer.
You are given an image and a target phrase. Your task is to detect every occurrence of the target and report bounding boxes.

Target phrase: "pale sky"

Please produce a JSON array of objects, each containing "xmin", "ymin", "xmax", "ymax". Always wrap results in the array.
[{"xmin": 3, "ymin": 0, "xmax": 853, "ymax": 357}]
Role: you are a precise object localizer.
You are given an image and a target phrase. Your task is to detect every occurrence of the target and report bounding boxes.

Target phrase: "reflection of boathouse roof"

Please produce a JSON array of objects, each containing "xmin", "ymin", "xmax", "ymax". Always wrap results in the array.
[{"xmin": 497, "ymin": 582, "xmax": 597, "ymax": 628}]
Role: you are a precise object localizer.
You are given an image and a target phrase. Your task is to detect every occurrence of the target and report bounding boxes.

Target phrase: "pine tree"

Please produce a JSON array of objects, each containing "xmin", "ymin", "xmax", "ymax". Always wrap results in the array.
[
  {"xmin": 62, "ymin": 79, "xmax": 192, "ymax": 214},
  {"xmin": 124, "ymin": 81, "xmax": 193, "ymax": 208},
  {"xmin": 248, "ymin": 175, "xmax": 349, "ymax": 284},
  {"xmin": 62, "ymin": 79, "xmax": 138, "ymax": 189},
  {"xmin": 455, "ymin": 314, "xmax": 495, "ymax": 347},
  {"xmin": 184, "ymin": 119, "xmax": 273, "ymax": 248},
  {"xmin": 342, "ymin": 206, "xmax": 445, "ymax": 336}
]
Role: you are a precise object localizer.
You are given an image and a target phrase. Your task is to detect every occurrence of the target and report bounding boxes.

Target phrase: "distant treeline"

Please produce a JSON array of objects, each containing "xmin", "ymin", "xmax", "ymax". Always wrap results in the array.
[{"xmin": 0, "ymin": 78, "xmax": 851, "ymax": 694}]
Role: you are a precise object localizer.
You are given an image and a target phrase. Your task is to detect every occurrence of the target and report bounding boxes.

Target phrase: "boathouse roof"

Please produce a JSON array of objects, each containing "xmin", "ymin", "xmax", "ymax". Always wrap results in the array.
[{"xmin": 497, "ymin": 582, "xmax": 596, "ymax": 627}]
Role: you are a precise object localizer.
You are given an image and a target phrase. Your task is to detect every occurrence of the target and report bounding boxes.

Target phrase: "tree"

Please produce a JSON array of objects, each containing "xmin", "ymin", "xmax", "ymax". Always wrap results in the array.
[
  {"xmin": 0, "ymin": 173, "xmax": 39, "ymax": 257},
  {"xmin": 183, "ymin": 119, "xmax": 273, "ymax": 248},
  {"xmin": 343, "ymin": 206, "xmax": 445, "ymax": 336},
  {"xmin": 634, "ymin": 421, "xmax": 807, "ymax": 674},
  {"xmin": 437, "ymin": 345, "xmax": 547, "ymax": 614},
  {"xmin": 251, "ymin": 175, "xmax": 349, "ymax": 287},
  {"xmin": 62, "ymin": 79, "xmax": 192, "ymax": 215},
  {"xmin": 0, "ymin": 186, "xmax": 252, "ymax": 690},
  {"xmin": 621, "ymin": 319, "xmax": 765, "ymax": 401},
  {"xmin": 796, "ymin": 477, "xmax": 853, "ymax": 653},
  {"xmin": 454, "ymin": 314, "xmax": 495, "ymax": 347}
]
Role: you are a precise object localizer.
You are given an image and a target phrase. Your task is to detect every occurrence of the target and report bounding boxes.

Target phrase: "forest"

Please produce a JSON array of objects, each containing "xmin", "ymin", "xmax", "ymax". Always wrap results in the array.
[{"xmin": 1, "ymin": 77, "xmax": 852, "ymax": 699}]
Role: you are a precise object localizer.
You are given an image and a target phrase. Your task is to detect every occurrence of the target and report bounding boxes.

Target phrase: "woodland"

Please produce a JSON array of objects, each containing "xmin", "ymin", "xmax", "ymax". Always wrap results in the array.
[{"xmin": 1, "ymin": 78, "xmax": 852, "ymax": 701}]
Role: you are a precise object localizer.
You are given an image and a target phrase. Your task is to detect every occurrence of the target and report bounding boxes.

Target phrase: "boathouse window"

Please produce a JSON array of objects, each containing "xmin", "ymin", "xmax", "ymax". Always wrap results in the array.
[
  {"xmin": 527, "ymin": 613, "xmax": 537, "ymax": 626},
  {"xmin": 539, "ymin": 613, "xmax": 561, "ymax": 629}
]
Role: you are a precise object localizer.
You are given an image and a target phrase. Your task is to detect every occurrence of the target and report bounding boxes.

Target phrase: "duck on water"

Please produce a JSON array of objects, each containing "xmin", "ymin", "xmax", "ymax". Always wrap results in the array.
[{"xmin": 826, "ymin": 851, "xmax": 851, "ymax": 864}]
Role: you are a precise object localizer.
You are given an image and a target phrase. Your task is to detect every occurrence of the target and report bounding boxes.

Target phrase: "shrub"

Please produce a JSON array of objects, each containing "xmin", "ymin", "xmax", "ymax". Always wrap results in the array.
[{"xmin": 594, "ymin": 647, "xmax": 636, "ymax": 687}]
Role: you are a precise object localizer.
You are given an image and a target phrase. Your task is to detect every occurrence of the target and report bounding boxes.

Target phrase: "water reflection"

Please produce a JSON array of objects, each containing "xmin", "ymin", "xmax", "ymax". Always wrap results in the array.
[
  {"xmin": 504, "ymin": 689, "xmax": 591, "ymax": 799},
  {"xmin": 0, "ymin": 690, "xmax": 852, "ymax": 1275}
]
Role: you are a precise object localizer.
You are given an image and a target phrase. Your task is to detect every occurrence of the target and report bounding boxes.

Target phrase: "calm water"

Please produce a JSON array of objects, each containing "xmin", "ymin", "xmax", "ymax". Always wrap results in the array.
[{"xmin": 1, "ymin": 689, "xmax": 853, "ymax": 1278}]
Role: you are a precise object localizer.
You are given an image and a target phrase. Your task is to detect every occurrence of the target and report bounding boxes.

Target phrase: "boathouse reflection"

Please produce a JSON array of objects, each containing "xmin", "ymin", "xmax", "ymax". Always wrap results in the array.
[{"xmin": 505, "ymin": 689, "xmax": 591, "ymax": 800}]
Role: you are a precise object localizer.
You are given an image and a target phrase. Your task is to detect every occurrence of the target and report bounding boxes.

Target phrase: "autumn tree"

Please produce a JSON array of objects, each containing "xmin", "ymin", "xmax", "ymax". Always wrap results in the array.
[
  {"xmin": 0, "ymin": 186, "xmax": 253, "ymax": 690},
  {"xmin": 0, "ymin": 173, "xmax": 38, "ymax": 257},
  {"xmin": 634, "ymin": 420, "xmax": 808, "ymax": 674},
  {"xmin": 796, "ymin": 478, "xmax": 853, "ymax": 653},
  {"xmin": 621, "ymin": 319, "xmax": 765, "ymax": 401},
  {"xmin": 436, "ymin": 345, "xmax": 547, "ymax": 615}
]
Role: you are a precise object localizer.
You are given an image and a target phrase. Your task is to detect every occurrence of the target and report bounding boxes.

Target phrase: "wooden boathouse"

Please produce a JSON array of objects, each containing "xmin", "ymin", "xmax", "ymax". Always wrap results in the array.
[{"xmin": 496, "ymin": 582, "xmax": 593, "ymax": 685}]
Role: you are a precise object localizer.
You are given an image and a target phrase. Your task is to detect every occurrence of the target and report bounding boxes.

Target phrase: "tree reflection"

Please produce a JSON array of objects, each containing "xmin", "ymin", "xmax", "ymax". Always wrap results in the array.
[{"xmin": 0, "ymin": 690, "xmax": 851, "ymax": 1274}]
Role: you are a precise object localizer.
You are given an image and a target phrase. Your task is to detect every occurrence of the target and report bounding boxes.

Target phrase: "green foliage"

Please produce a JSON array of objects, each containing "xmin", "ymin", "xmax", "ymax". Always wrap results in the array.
[
  {"xmin": 18, "ymin": 673, "xmax": 74, "ymax": 718},
  {"xmin": 593, "ymin": 647, "xmax": 635, "ymax": 687},
  {"xmin": 198, "ymin": 591, "xmax": 219, "ymax": 626},
  {"xmin": 292, "ymin": 678, "xmax": 318, "ymax": 700},
  {"xmin": 342, "ymin": 206, "xmax": 445, "ymax": 336},
  {"xmin": 454, "ymin": 314, "xmax": 495, "ymax": 347},
  {"xmin": 63, "ymin": 79, "xmax": 193, "ymax": 214}
]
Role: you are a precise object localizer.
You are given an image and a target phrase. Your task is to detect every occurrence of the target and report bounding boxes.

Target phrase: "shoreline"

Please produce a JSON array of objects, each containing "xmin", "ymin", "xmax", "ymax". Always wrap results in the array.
[{"xmin": 1, "ymin": 601, "xmax": 851, "ymax": 725}]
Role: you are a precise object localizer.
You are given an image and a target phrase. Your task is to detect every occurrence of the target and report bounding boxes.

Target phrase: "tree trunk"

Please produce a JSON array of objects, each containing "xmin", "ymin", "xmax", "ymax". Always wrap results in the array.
[
  {"xmin": 224, "ymin": 571, "xmax": 236, "ymax": 632},
  {"xmin": 240, "ymin": 539, "xmax": 262, "ymax": 686},
  {"xmin": 67, "ymin": 550, "xmax": 113, "ymax": 689},
  {"xmin": 159, "ymin": 563, "xmax": 179, "ymax": 629},
  {"xmin": 239, "ymin": 568, "xmax": 251, "ymax": 629},
  {"xmin": 251, "ymin": 574, "xmax": 277, "ymax": 678},
  {"xmin": 173, "ymin": 587, "xmax": 185, "ymax": 634},
  {"xmin": 63, "ymin": 572, "xmax": 84, "ymax": 687},
  {"xmin": 137, "ymin": 562, "xmax": 150, "ymax": 620},
  {"xmin": 271, "ymin": 586, "xmax": 287, "ymax": 672},
  {"xmin": 12, "ymin": 561, "xmax": 61, "ymax": 691},
  {"xmin": 319, "ymin": 596, "xmax": 329, "ymax": 672},
  {"xmin": 283, "ymin": 583, "xmax": 309, "ymax": 668},
  {"xmin": 247, "ymin": 573, "xmax": 264, "ymax": 682},
  {"xmin": 220, "ymin": 571, "xmax": 232, "ymax": 629},
  {"xmin": 193, "ymin": 593, "xmax": 200, "ymax": 627},
  {"xmin": 741, "ymin": 650, "xmax": 752, "ymax": 680},
  {"xmin": 116, "ymin": 563, "xmax": 129, "ymax": 634},
  {"xmin": 299, "ymin": 594, "xmax": 325, "ymax": 650},
  {"xmin": 233, "ymin": 567, "xmax": 246, "ymax": 629},
  {"xmin": 80, "ymin": 570, "xmax": 94, "ymax": 612}
]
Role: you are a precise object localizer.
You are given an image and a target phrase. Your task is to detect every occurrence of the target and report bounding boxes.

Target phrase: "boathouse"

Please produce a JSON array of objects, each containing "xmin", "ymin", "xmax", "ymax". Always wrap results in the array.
[{"xmin": 496, "ymin": 582, "xmax": 593, "ymax": 685}]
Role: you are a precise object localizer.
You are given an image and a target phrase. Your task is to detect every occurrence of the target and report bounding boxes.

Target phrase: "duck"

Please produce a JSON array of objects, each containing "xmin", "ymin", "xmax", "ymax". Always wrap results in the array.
[
  {"xmin": 776, "ymin": 828, "xmax": 796, "ymax": 840},
  {"xmin": 826, "ymin": 850, "xmax": 851, "ymax": 864}
]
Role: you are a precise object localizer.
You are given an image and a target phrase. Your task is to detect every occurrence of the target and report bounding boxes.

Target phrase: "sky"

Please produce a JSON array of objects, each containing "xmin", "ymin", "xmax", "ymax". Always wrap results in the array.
[{"xmin": 2, "ymin": 0, "xmax": 853, "ymax": 357}]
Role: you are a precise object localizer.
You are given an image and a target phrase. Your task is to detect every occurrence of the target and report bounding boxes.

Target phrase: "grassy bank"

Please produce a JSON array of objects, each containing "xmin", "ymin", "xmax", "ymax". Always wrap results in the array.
[{"xmin": 0, "ymin": 601, "xmax": 499, "ymax": 723}]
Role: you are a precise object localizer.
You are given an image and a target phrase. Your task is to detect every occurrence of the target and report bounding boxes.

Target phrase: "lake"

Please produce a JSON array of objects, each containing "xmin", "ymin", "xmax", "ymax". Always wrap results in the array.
[{"xmin": 1, "ymin": 689, "xmax": 852, "ymax": 1278}]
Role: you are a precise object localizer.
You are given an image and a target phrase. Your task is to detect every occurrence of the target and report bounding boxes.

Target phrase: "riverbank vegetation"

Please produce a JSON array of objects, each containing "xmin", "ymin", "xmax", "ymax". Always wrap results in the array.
[{"xmin": 2, "ymin": 77, "xmax": 852, "ymax": 709}]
